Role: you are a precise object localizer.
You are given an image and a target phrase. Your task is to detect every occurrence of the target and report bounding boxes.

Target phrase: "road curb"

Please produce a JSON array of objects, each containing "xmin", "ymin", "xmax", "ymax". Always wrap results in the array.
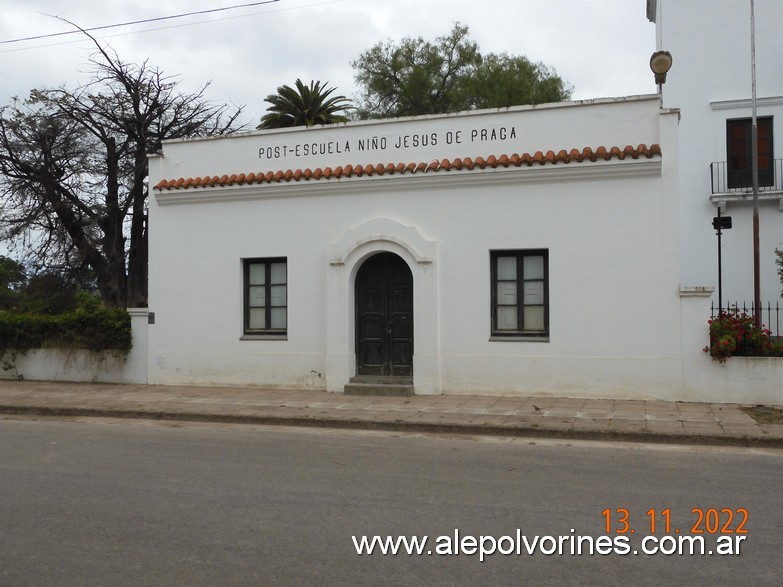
[{"xmin": 2, "ymin": 404, "xmax": 781, "ymax": 449}]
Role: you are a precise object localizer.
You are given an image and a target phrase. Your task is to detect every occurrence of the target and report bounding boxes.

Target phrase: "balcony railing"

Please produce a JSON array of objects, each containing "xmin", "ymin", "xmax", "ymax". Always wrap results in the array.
[{"xmin": 710, "ymin": 159, "xmax": 783, "ymax": 195}]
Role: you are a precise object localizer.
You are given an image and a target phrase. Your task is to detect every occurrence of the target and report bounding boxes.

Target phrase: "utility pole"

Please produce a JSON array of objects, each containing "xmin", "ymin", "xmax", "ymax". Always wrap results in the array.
[{"xmin": 750, "ymin": 0, "xmax": 761, "ymax": 327}]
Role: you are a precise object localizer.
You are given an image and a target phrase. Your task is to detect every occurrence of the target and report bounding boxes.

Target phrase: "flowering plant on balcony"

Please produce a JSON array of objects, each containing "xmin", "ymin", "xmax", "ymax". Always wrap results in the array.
[
  {"xmin": 705, "ymin": 310, "xmax": 783, "ymax": 362},
  {"xmin": 776, "ymin": 248, "xmax": 783, "ymax": 297}
]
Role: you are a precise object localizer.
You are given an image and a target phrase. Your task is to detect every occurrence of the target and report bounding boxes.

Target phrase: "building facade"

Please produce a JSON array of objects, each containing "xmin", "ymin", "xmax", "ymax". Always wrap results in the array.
[
  {"xmin": 4, "ymin": 3, "xmax": 780, "ymax": 402},
  {"xmin": 148, "ymin": 97, "xmax": 687, "ymax": 398}
]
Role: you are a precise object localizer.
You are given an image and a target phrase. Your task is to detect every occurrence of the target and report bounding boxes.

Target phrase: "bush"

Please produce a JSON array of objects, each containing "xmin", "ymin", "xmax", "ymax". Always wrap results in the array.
[
  {"xmin": 0, "ymin": 307, "xmax": 131, "ymax": 354},
  {"xmin": 704, "ymin": 309, "xmax": 783, "ymax": 362}
]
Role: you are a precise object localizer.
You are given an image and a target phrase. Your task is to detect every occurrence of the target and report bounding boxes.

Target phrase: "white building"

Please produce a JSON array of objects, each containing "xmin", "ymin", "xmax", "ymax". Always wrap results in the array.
[
  {"xmin": 137, "ymin": 2, "xmax": 783, "ymax": 403},
  {"xmin": 649, "ymin": 0, "xmax": 783, "ymax": 317},
  {"xmin": 148, "ymin": 96, "xmax": 690, "ymax": 399}
]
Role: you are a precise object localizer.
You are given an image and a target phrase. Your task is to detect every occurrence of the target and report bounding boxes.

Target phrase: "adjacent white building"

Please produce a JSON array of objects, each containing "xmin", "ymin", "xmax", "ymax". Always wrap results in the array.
[{"xmin": 649, "ymin": 0, "xmax": 783, "ymax": 314}]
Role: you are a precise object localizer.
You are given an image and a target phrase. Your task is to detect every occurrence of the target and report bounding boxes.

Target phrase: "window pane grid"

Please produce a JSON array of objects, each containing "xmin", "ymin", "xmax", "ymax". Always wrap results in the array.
[
  {"xmin": 244, "ymin": 258, "xmax": 287, "ymax": 334},
  {"xmin": 492, "ymin": 251, "xmax": 548, "ymax": 336}
]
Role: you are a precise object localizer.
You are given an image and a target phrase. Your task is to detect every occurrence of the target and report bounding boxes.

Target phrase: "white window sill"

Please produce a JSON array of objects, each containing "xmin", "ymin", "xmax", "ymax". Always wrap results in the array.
[
  {"xmin": 240, "ymin": 334, "xmax": 288, "ymax": 341},
  {"xmin": 489, "ymin": 335, "xmax": 550, "ymax": 343}
]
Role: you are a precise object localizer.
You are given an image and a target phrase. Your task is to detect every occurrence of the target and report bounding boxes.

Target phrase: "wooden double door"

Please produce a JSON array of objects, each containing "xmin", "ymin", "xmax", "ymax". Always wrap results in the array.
[{"xmin": 355, "ymin": 253, "xmax": 413, "ymax": 377}]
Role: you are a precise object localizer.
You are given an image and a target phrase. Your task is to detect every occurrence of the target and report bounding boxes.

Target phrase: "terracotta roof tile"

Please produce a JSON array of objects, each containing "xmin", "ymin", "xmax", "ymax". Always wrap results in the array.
[{"xmin": 153, "ymin": 144, "xmax": 661, "ymax": 191}]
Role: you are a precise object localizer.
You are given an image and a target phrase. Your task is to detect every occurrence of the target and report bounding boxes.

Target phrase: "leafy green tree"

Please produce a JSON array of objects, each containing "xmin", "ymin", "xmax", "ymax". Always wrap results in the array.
[
  {"xmin": 352, "ymin": 23, "xmax": 573, "ymax": 119},
  {"xmin": 0, "ymin": 256, "xmax": 96, "ymax": 314},
  {"xmin": 468, "ymin": 53, "xmax": 572, "ymax": 110},
  {"xmin": 17, "ymin": 273, "xmax": 78, "ymax": 315},
  {"xmin": 776, "ymin": 248, "xmax": 783, "ymax": 297},
  {"xmin": 0, "ymin": 256, "xmax": 27, "ymax": 310},
  {"xmin": 257, "ymin": 79, "xmax": 352, "ymax": 129}
]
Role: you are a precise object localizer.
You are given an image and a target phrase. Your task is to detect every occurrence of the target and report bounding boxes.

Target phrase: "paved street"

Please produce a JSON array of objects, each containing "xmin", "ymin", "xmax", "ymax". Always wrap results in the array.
[{"xmin": 1, "ymin": 418, "xmax": 781, "ymax": 585}]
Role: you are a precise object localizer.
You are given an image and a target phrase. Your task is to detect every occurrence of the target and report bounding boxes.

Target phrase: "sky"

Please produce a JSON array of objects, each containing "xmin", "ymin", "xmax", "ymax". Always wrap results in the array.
[{"xmin": 0, "ymin": 0, "xmax": 658, "ymax": 128}]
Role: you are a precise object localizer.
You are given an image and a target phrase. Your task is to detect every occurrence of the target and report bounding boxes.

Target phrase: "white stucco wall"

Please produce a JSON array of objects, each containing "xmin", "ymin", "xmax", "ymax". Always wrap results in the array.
[
  {"xmin": 1, "ymin": 309, "xmax": 149, "ymax": 384},
  {"xmin": 680, "ymin": 289, "xmax": 783, "ymax": 405},
  {"xmin": 146, "ymin": 97, "xmax": 700, "ymax": 399},
  {"xmin": 157, "ymin": 97, "xmax": 661, "ymax": 182}
]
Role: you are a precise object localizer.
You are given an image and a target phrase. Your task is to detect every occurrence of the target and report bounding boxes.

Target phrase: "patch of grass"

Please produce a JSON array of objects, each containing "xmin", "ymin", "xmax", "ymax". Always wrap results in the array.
[{"xmin": 741, "ymin": 405, "xmax": 783, "ymax": 424}]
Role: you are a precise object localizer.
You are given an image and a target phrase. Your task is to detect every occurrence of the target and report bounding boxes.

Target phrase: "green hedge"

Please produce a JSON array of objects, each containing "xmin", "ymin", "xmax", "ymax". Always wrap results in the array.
[{"xmin": 0, "ymin": 307, "xmax": 132, "ymax": 353}]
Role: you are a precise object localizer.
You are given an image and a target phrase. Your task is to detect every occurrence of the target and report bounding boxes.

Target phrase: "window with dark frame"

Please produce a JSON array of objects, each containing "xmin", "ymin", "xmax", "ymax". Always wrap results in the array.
[
  {"xmin": 491, "ymin": 250, "xmax": 549, "ymax": 337},
  {"xmin": 726, "ymin": 116, "xmax": 773, "ymax": 189},
  {"xmin": 243, "ymin": 258, "xmax": 287, "ymax": 335}
]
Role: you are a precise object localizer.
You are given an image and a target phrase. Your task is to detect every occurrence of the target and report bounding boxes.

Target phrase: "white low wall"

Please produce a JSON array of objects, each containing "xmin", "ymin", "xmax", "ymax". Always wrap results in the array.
[
  {"xmin": 680, "ymin": 289, "xmax": 783, "ymax": 405},
  {"xmin": 688, "ymin": 355, "xmax": 783, "ymax": 404},
  {"xmin": 0, "ymin": 308, "xmax": 149, "ymax": 385},
  {"xmin": 2, "ymin": 301, "xmax": 780, "ymax": 405}
]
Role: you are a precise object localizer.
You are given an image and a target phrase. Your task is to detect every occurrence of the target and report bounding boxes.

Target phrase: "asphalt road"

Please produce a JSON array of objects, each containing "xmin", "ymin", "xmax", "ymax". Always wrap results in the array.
[{"xmin": 1, "ymin": 417, "xmax": 781, "ymax": 586}]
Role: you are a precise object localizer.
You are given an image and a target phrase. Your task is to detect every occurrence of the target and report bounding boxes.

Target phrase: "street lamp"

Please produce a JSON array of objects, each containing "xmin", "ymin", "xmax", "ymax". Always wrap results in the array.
[{"xmin": 649, "ymin": 50, "xmax": 673, "ymax": 86}]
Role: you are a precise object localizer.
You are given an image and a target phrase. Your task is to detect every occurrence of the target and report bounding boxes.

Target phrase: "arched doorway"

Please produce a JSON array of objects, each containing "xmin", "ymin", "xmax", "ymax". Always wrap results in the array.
[{"xmin": 355, "ymin": 252, "xmax": 413, "ymax": 377}]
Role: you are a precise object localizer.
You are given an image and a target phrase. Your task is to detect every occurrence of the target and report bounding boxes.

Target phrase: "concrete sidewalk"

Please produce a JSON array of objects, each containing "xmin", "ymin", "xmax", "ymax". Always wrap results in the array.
[{"xmin": 1, "ymin": 379, "xmax": 781, "ymax": 447}]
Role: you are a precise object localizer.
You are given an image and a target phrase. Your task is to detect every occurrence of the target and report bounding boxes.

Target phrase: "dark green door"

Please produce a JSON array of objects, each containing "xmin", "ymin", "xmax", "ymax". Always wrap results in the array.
[{"xmin": 355, "ymin": 253, "xmax": 413, "ymax": 376}]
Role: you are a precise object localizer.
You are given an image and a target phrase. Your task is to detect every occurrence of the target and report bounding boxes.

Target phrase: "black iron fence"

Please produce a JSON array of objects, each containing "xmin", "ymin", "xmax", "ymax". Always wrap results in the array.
[
  {"xmin": 710, "ymin": 159, "xmax": 783, "ymax": 194},
  {"xmin": 710, "ymin": 301, "xmax": 782, "ymax": 337}
]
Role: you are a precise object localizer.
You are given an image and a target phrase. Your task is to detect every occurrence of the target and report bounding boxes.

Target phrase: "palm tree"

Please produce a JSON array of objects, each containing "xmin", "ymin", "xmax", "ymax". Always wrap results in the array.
[{"xmin": 257, "ymin": 79, "xmax": 353, "ymax": 129}]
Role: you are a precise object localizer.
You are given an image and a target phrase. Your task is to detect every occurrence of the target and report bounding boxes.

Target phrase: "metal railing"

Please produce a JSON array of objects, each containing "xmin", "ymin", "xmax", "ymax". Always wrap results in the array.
[
  {"xmin": 710, "ymin": 159, "xmax": 783, "ymax": 194},
  {"xmin": 710, "ymin": 301, "xmax": 782, "ymax": 337}
]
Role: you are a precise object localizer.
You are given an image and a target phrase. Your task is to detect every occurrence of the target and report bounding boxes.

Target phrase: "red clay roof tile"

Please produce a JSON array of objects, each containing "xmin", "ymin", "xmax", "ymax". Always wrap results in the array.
[{"xmin": 153, "ymin": 144, "xmax": 662, "ymax": 191}]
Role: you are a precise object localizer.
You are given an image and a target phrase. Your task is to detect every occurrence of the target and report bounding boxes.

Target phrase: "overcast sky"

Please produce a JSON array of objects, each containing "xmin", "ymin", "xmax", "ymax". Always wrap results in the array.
[{"xmin": 0, "ymin": 0, "xmax": 658, "ymax": 127}]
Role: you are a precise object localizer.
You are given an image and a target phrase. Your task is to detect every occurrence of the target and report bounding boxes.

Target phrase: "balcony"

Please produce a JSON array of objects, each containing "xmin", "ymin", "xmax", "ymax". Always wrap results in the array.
[{"xmin": 709, "ymin": 159, "xmax": 783, "ymax": 211}]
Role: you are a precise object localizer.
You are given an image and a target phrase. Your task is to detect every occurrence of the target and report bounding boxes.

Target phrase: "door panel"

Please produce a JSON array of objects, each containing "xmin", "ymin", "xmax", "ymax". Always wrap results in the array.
[{"xmin": 356, "ymin": 253, "xmax": 413, "ymax": 377}]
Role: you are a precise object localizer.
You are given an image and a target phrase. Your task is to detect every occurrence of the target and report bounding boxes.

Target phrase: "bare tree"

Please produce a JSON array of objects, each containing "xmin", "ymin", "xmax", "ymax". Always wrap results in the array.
[{"xmin": 0, "ymin": 31, "xmax": 244, "ymax": 307}]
